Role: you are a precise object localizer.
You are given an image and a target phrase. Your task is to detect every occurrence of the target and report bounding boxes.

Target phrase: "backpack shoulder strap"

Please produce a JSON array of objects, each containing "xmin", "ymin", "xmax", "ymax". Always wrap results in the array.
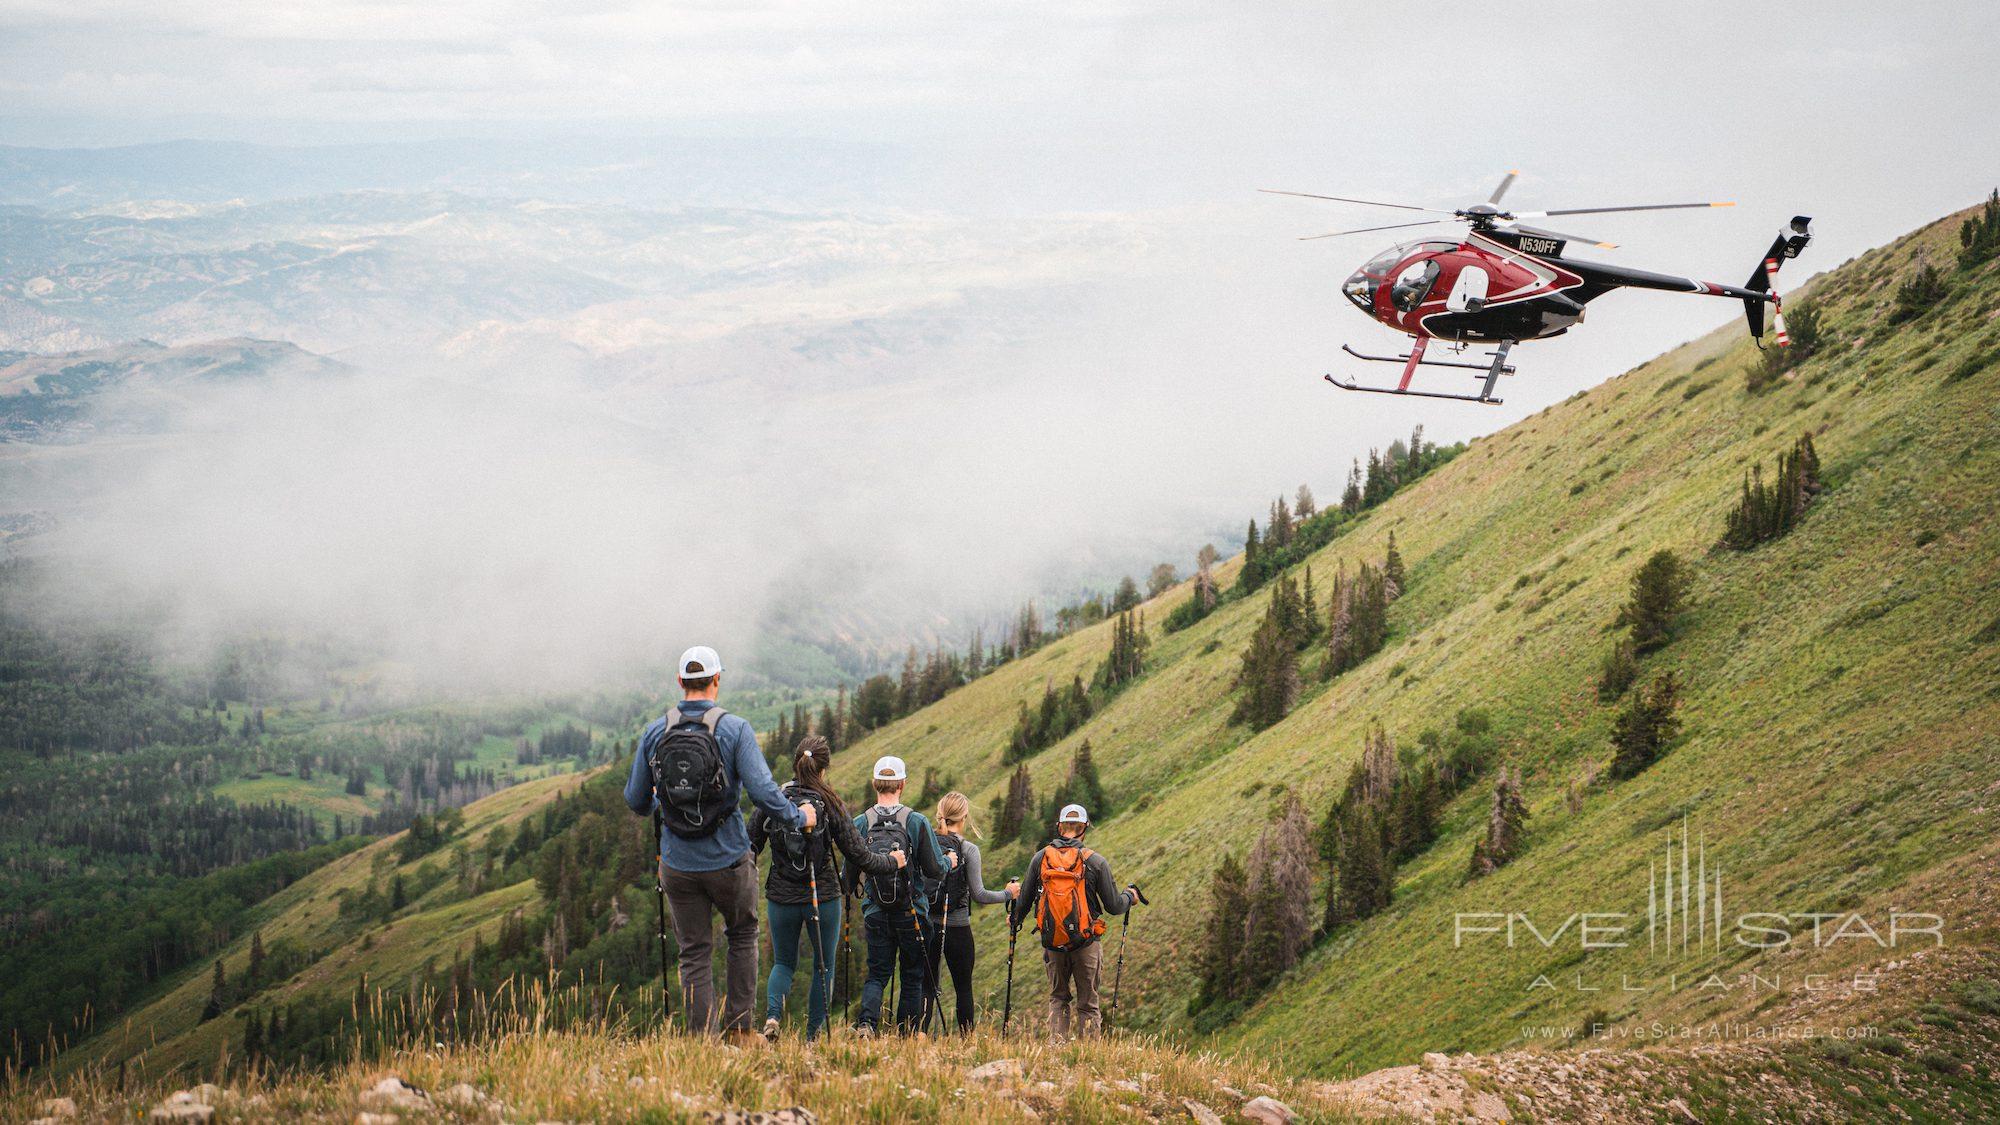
[
  {"xmin": 892, "ymin": 806, "xmax": 912, "ymax": 831},
  {"xmin": 666, "ymin": 708, "xmax": 685, "ymax": 727},
  {"xmin": 699, "ymin": 707, "xmax": 725, "ymax": 732}
]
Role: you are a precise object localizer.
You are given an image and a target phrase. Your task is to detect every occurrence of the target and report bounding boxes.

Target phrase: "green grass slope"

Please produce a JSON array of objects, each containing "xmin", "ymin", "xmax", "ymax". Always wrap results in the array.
[
  {"xmin": 58, "ymin": 768, "xmax": 593, "ymax": 1080},
  {"xmin": 828, "ymin": 201, "xmax": 2000, "ymax": 1077}
]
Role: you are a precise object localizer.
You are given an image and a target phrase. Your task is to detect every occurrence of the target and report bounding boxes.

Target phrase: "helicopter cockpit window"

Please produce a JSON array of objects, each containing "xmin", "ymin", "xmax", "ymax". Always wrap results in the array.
[{"xmin": 1390, "ymin": 259, "xmax": 1440, "ymax": 312}]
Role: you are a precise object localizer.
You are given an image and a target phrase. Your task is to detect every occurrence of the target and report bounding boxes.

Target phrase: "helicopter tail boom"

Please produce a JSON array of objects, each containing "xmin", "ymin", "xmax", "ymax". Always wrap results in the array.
[{"xmin": 1744, "ymin": 216, "xmax": 1813, "ymax": 342}]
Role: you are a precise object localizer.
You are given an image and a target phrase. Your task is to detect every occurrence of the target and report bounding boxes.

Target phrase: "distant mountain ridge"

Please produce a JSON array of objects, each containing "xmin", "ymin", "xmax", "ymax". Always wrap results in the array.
[{"xmin": 0, "ymin": 337, "xmax": 345, "ymax": 442}]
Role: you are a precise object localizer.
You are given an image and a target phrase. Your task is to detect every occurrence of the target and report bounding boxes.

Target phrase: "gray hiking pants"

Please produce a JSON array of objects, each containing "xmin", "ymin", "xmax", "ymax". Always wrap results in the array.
[
  {"xmin": 1042, "ymin": 940, "xmax": 1103, "ymax": 1040},
  {"xmin": 663, "ymin": 852, "xmax": 761, "ymax": 1033}
]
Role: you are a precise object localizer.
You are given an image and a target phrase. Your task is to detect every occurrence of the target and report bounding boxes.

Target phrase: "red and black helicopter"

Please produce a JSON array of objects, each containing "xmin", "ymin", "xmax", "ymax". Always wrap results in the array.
[{"xmin": 1266, "ymin": 172, "xmax": 1812, "ymax": 404}]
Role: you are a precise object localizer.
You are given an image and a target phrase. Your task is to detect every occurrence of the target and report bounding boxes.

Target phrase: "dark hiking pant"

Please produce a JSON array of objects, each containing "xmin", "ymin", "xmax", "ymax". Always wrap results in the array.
[
  {"xmin": 1043, "ymin": 940, "xmax": 1103, "ymax": 1040},
  {"xmin": 858, "ymin": 909, "xmax": 931, "ymax": 1034},
  {"xmin": 663, "ymin": 853, "xmax": 760, "ymax": 1033},
  {"xmin": 923, "ymin": 920, "xmax": 977, "ymax": 1033}
]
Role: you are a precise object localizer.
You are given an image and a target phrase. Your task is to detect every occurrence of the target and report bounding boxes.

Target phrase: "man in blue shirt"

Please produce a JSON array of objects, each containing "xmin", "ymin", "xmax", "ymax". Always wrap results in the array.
[
  {"xmin": 846, "ymin": 754, "xmax": 949, "ymax": 1036},
  {"xmin": 626, "ymin": 645, "xmax": 814, "ymax": 1038}
]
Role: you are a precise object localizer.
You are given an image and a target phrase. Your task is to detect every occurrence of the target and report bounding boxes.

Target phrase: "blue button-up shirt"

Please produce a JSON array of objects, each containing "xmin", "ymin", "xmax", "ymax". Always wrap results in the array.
[{"xmin": 624, "ymin": 698, "xmax": 801, "ymax": 873}]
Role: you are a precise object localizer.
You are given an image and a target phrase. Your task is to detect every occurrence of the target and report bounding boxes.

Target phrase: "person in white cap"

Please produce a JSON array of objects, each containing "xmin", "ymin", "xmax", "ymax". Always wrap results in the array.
[
  {"xmin": 845, "ymin": 753, "xmax": 952, "ymax": 1037},
  {"xmin": 625, "ymin": 644, "xmax": 816, "ymax": 1040},
  {"xmin": 1009, "ymin": 802, "xmax": 1139, "ymax": 1040}
]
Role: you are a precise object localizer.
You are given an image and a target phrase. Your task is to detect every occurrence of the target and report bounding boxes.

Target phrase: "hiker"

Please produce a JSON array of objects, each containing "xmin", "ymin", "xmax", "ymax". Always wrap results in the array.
[
  {"xmin": 846, "ymin": 754, "xmax": 951, "ymax": 1037},
  {"xmin": 624, "ymin": 645, "xmax": 817, "ymax": 1040},
  {"xmin": 747, "ymin": 735, "xmax": 905, "ymax": 1041},
  {"xmin": 1009, "ymin": 802, "xmax": 1140, "ymax": 1040},
  {"xmin": 922, "ymin": 791, "xmax": 1017, "ymax": 1034}
]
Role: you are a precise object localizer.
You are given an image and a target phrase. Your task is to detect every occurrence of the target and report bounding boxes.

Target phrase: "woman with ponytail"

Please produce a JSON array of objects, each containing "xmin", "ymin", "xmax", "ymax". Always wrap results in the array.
[
  {"xmin": 748, "ymin": 734, "xmax": 902, "ymax": 1040},
  {"xmin": 923, "ymin": 790, "xmax": 1018, "ymax": 1033}
]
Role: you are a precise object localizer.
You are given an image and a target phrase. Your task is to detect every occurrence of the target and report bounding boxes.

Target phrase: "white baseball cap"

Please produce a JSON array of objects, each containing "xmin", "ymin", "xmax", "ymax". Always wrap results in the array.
[
  {"xmin": 872, "ymin": 755, "xmax": 907, "ymax": 781},
  {"xmin": 1058, "ymin": 803, "xmax": 1089, "ymax": 825},
  {"xmin": 677, "ymin": 645, "xmax": 723, "ymax": 681}
]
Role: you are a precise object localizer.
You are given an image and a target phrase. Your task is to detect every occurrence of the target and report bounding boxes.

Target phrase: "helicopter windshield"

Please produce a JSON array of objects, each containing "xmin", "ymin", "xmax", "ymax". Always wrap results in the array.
[
  {"xmin": 1345, "ymin": 242, "xmax": 1458, "ymax": 314},
  {"xmin": 1391, "ymin": 258, "xmax": 1441, "ymax": 312}
]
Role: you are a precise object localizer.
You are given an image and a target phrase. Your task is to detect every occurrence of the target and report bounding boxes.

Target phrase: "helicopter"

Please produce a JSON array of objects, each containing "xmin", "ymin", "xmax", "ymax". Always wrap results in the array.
[{"xmin": 1265, "ymin": 172, "xmax": 1813, "ymax": 404}]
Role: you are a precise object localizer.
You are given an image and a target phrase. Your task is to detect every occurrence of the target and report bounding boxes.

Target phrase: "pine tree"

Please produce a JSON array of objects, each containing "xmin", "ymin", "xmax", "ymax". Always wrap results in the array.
[
  {"xmin": 248, "ymin": 930, "xmax": 266, "ymax": 987},
  {"xmin": 1329, "ymin": 804, "xmax": 1393, "ymax": 927},
  {"xmin": 1468, "ymin": 766, "xmax": 1529, "ymax": 878},
  {"xmin": 1596, "ymin": 639, "xmax": 1638, "ymax": 701},
  {"xmin": 1192, "ymin": 854, "xmax": 1250, "ymax": 1016},
  {"xmin": 1068, "ymin": 740, "xmax": 1108, "ymax": 820},
  {"xmin": 1112, "ymin": 575, "xmax": 1142, "ymax": 613},
  {"xmin": 1232, "ymin": 607, "xmax": 1299, "ymax": 730},
  {"xmin": 1382, "ymin": 532, "xmax": 1406, "ymax": 598},
  {"xmin": 1094, "ymin": 609, "xmax": 1149, "ymax": 693},
  {"xmin": 203, "ymin": 958, "xmax": 227, "ymax": 1021},
  {"xmin": 1341, "ymin": 459, "xmax": 1363, "ymax": 514},
  {"xmin": 1006, "ymin": 700, "xmax": 1036, "ymax": 764},
  {"xmin": 1239, "ymin": 520, "xmax": 1263, "ymax": 591},
  {"xmin": 1242, "ymin": 796, "xmax": 1315, "ymax": 992},
  {"xmin": 1616, "ymin": 550, "xmax": 1691, "ymax": 653},
  {"xmin": 391, "ymin": 873, "xmax": 408, "ymax": 912},
  {"xmin": 998, "ymin": 764, "xmax": 1036, "ymax": 843},
  {"xmin": 1323, "ymin": 566, "xmax": 1351, "ymax": 681},
  {"xmin": 1610, "ymin": 672, "xmax": 1683, "ymax": 778}
]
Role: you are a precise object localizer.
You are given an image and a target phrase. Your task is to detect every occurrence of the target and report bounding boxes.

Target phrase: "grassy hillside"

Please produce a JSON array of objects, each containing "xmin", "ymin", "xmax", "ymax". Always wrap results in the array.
[
  {"xmin": 827, "ymin": 200, "xmax": 2000, "ymax": 1077},
  {"xmin": 34, "ymin": 201, "xmax": 2000, "ymax": 1116},
  {"xmin": 54, "ymin": 769, "xmax": 591, "ymax": 1079}
]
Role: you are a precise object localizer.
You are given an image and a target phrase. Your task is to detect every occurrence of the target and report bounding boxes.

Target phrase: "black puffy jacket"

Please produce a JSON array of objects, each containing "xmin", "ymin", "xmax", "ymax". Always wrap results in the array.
[{"xmin": 748, "ymin": 784, "xmax": 898, "ymax": 906}]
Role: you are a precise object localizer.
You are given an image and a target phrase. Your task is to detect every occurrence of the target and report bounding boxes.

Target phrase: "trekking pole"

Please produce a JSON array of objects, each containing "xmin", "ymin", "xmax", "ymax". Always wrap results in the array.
[
  {"xmin": 652, "ymin": 807, "xmax": 673, "ymax": 1030},
  {"xmin": 841, "ymin": 890, "xmax": 856, "ymax": 1023},
  {"xmin": 803, "ymin": 822, "xmax": 828, "ymax": 1039},
  {"xmin": 906, "ymin": 901, "xmax": 938, "ymax": 1034},
  {"xmin": 1108, "ymin": 883, "xmax": 1148, "ymax": 1023},
  {"xmin": 1001, "ymin": 907, "xmax": 1022, "ymax": 1035}
]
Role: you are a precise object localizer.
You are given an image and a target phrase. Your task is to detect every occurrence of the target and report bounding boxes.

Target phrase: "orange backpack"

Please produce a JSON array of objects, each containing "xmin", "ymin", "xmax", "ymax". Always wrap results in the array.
[{"xmin": 1036, "ymin": 846, "xmax": 1106, "ymax": 950}]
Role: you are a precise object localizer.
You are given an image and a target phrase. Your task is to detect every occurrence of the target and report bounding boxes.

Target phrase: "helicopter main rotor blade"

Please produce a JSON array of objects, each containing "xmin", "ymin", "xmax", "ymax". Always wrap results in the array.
[
  {"xmin": 1299, "ymin": 219, "xmax": 1453, "ymax": 241},
  {"xmin": 1508, "ymin": 223, "xmax": 1619, "ymax": 250},
  {"xmin": 1260, "ymin": 189, "xmax": 1456, "ymax": 214},
  {"xmin": 1487, "ymin": 170, "xmax": 1520, "ymax": 205},
  {"xmin": 1515, "ymin": 201, "xmax": 1735, "ymax": 218}
]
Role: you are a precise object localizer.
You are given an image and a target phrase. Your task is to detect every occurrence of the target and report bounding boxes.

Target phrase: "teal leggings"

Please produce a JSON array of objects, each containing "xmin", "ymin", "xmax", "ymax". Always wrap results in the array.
[{"xmin": 765, "ymin": 897, "xmax": 842, "ymax": 1038}]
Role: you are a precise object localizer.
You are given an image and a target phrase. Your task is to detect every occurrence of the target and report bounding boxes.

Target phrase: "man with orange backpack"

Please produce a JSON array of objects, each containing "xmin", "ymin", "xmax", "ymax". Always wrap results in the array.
[{"xmin": 1008, "ymin": 802, "xmax": 1140, "ymax": 1040}]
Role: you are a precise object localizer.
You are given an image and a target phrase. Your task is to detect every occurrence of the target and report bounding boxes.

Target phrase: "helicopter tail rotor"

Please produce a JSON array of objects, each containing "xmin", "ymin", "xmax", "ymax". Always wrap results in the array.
[{"xmin": 1744, "ymin": 216, "xmax": 1813, "ymax": 344}]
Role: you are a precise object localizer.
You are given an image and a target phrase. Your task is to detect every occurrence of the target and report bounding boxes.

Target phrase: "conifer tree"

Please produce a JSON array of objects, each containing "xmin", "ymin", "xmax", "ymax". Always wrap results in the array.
[
  {"xmin": 1610, "ymin": 672, "xmax": 1683, "ymax": 778},
  {"xmin": 1342, "ymin": 459, "xmax": 1363, "ymax": 514},
  {"xmin": 1112, "ymin": 575, "xmax": 1143, "ymax": 613},
  {"xmin": 1596, "ymin": 639, "xmax": 1638, "ymax": 701},
  {"xmin": 1005, "ymin": 700, "xmax": 1036, "ymax": 764},
  {"xmin": 1467, "ymin": 766, "xmax": 1529, "ymax": 877},
  {"xmin": 998, "ymin": 764, "xmax": 1035, "ymax": 843},
  {"xmin": 1233, "ymin": 605, "xmax": 1300, "ymax": 730},
  {"xmin": 203, "ymin": 958, "xmax": 227, "ymax": 1021},
  {"xmin": 1323, "ymin": 566, "xmax": 1351, "ymax": 681},
  {"xmin": 1192, "ymin": 854, "xmax": 1250, "ymax": 1016},
  {"xmin": 1328, "ymin": 804, "xmax": 1393, "ymax": 927},
  {"xmin": 1239, "ymin": 520, "xmax": 1264, "ymax": 591},
  {"xmin": 1617, "ymin": 550, "xmax": 1691, "ymax": 653},
  {"xmin": 1094, "ymin": 609, "xmax": 1149, "ymax": 693},
  {"xmin": 248, "ymin": 930, "xmax": 265, "ymax": 987},
  {"xmin": 1068, "ymin": 740, "xmax": 1108, "ymax": 819},
  {"xmin": 1382, "ymin": 531, "xmax": 1406, "ymax": 598},
  {"xmin": 1242, "ymin": 795, "xmax": 1315, "ymax": 992}
]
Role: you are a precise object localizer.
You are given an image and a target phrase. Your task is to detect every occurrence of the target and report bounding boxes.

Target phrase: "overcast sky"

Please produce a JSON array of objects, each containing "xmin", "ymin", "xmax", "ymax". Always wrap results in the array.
[{"xmin": 4, "ymin": 1, "xmax": 1996, "ymax": 681}]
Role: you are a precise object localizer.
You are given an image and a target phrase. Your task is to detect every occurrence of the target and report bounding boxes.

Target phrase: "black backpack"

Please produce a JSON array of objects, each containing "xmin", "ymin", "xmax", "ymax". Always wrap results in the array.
[
  {"xmin": 649, "ymin": 708, "xmax": 731, "ymax": 839},
  {"xmin": 926, "ymin": 834, "xmax": 969, "ymax": 916},
  {"xmin": 771, "ymin": 783, "xmax": 828, "ymax": 872},
  {"xmin": 864, "ymin": 805, "xmax": 915, "ymax": 908}
]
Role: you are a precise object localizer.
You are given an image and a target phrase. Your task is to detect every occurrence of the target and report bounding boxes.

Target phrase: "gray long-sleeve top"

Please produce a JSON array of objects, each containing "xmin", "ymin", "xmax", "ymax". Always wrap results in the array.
[{"xmin": 926, "ymin": 834, "xmax": 1012, "ymax": 928}]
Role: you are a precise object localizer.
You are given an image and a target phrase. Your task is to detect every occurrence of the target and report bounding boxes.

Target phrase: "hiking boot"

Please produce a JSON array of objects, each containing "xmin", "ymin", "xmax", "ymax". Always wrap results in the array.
[
  {"xmin": 762, "ymin": 1018, "xmax": 780, "ymax": 1043},
  {"xmin": 855, "ymin": 1024, "xmax": 875, "ymax": 1040},
  {"xmin": 723, "ymin": 1028, "xmax": 764, "ymax": 1048}
]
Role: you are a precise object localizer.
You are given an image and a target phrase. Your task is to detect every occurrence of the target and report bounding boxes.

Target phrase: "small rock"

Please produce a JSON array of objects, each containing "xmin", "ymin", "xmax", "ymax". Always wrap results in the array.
[
  {"xmin": 149, "ymin": 1090, "xmax": 215, "ymax": 1123},
  {"xmin": 39, "ymin": 1098, "xmax": 78, "ymax": 1118},
  {"xmin": 1422, "ymin": 1051, "xmax": 1452, "ymax": 1072},
  {"xmin": 360, "ymin": 1076, "xmax": 430, "ymax": 1113},
  {"xmin": 355, "ymin": 1115, "xmax": 399, "ymax": 1125},
  {"xmin": 1183, "ymin": 1098, "xmax": 1225, "ymax": 1125},
  {"xmin": 1241, "ymin": 1095, "xmax": 1297, "ymax": 1125},
  {"xmin": 967, "ymin": 1058, "xmax": 1024, "ymax": 1082},
  {"xmin": 442, "ymin": 1082, "xmax": 491, "ymax": 1108},
  {"xmin": 1666, "ymin": 1097, "xmax": 1699, "ymax": 1123},
  {"xmin": 1215, "ymin": 1084, "xmax": 1245, "ymax": 1100}
]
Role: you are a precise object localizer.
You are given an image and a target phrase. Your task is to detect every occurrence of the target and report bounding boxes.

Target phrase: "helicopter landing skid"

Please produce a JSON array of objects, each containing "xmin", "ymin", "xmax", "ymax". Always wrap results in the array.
[{"xmin": 1328, "ymin": 340, "xmax": 1515, "ymax": 405}]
